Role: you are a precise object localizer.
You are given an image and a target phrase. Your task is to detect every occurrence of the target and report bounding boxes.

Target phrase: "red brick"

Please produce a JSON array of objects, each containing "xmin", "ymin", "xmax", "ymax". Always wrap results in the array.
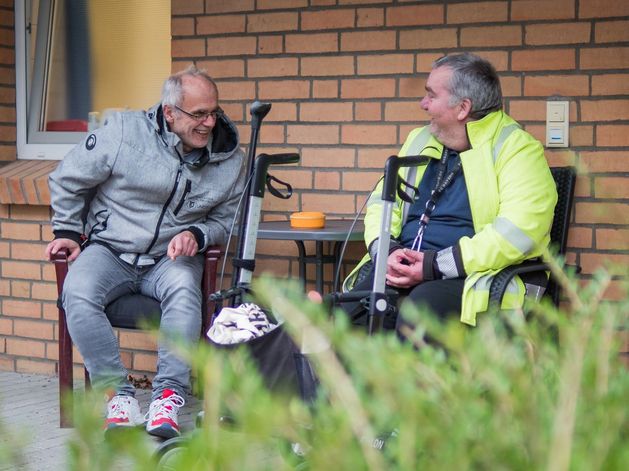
[
  {"xmin": 342, "ymin": 171, "xmax": 382, "ymax": 192},
  {"xmin": 314, "ymin": 171, "xmax": 341, "ymax": 191},
  {"xmin": 263, "ymin": 102, "xmax": 297, "ymax": 122},
  {"xmin": 172, "ymin": 0, "xmax": 204, "ymax": 15},
  {"xmin": 500, "ymin": 76, "xmax": 522, "ymax": 97},
  {"xmin": 10, "ymin": 280, "xmax": 30, "ymax": 298},
  {"xmin": 171, "ymin": 39, "xmax": 205, "ymax": 58},
  {"xmin": 6, "ymin": 338, "xmax": 46, "ymax": 358},
  {"xmin": 133, "ymin": 352, "xmax": 158, "ymax": 373},
  {"xmin": 574, "ymin": 174, "xmax": 592, "ymax": 198},
  {"xmin": 300, "ymin": 148, "xmax": 355, "ymax": 168},
  {"xmin": 206, "ymin": 36, "xmax": 256, "ymax": 56},
  {"xmin": 258, "ymin": 35, "xmax": 283, "ymax": 54},
  {"xmin": 357, "ymin": 54, "xmax": 414, "ymax": 75},
  {"xmin": 0, "ymin": 241, "xmax": 8, "ymax": 257},
  {"xmin": 247, "ymin": 12, "xmax": 298, "ymax": 33},
  {"xmin": 592, "ymin": 74, "xmax": 629, "ymax": 96},
  {"xmin": 508, "ymin": 100, "xmax": 547, "ymax": 122},
  {"xmin": 341, "ymin": 124, "xmax": 397, "ymax": 145},
  {"xmin": 461, "ymin": 25, "xmax": 522, "ymax": 47},
  {"xmin": 594, "ymin": 177, "xmax": 629, "ymax": 199},
  {"xmin": 511, "ymin": 0, "xmax": 575, "ymax": 20},
  {"xmin": 595, "ymin": 20, "xmax": 629, "ymax": 43},
  {"xmin": 357, "ymin": 8, "xmax": 384, "ymax": 27},
  {"xmin": 313, "ymin": 80, "xmax": 339, "ymax": 99},
  {"xmin": 301, "ymin": 56, "xmax": 355, "ymax": 77},
  {"xmin": 386, "ymin": 4, "xmax": 444, "ymax": 26},
  {"xmin": 579, "ymin": 253, "xmax": 629, "ymax": 276},
  {"xmin": 2, "ymin": 298, "xmax": 41, "ymax": 318},
  {"xmin": 301, "ymin": 193, "xmax": 356, "ymax": 215},
  {"xmin": 1, "ymin": 261, "xmax": 41, "ymax": 281},
  {"xmin": 566, "ymin": 227, "xmax": 593, "ymax": 249},
  {"xmin": 575, "ymin": 202, "xmax": 627, "ymax": 224},
  {"xmin": 0, "ymin": 318, "xmax": 12, "ymax": 335},
  {"xmin": 9, "ymin": 241, "xmax": 46, "ymax": 261},
  {"xmin": 447, "ymin": 1, "xmax": 508, "ymax": 23},
  {"xmin": 301, "ymin": 9, "xmax": 355, "ymax": 30},
  {"xmin": 15, "ymin": 359, "xmax": 56, "ymax": 375},
  {"xmin": 31, "ymin": 282, "xmax": 57, "ymax": 301},
  {"xmin": 580, "ymin": 151, "xmax": 629, "ymax": 173},
  {"xmin": 119, "ymin": 330, "xmax": 157, "ymax": 351},
  {"xmin": 580, "ymin": 47, "xmax": 629, "ymax": 70},
  {"xmin": 357, "ymin": 147, "xmax": 404, "ymax": 169},
  {"xmin": 247, "ymin": 57, "xmax": 298, "ymax": 78},
  {"xmin": 171, "ymin": 17, "xmax": 194, "ymax": 37},
  {"xmin": 254, "ymin": 258, "xmax": 291, "ymax": 278},
  {"xmin": 385, "ymin": 101, "xmax": 423, "ymax": 122},
  {"xmin": 525, "ymin": 22, "xmax": 590, "ymax": 46},
  {"xmin": 581, "ymin": 100, "xmax": 629, "ymax": 122},
  {"xmin": 300, "ymin": 102, "xmax": 353, "ymax": 122},
  {"xmin": 341, "ymin": 78, "xmax": 396, "ymax": 99},
  {"xmin": 341, "ymin": 30, "xmax": 396, "ymax": 52},
  {"xmin": 399, "ymin": 28, "xmax": 457, "ymax": 49},
  {"xmin": 197, "ymin": 59, "xmax": 245, "ymax": 79},
  {"xmin": 355, "ymin": 102, "xmax": 383, "ymax": 121},
  {"xmin": 214, "ymin": 81, "xmax": 256, "ymax": 100},
  {"xmin": 570, "ymin": 125, "xmax": 595, "ymax": 147},
  {"xmin": 579, "ymin": 0, "xmax": 629, "ymax": 18},
  {"xmin": 270, "ymin": 169, "xmax": 313, "ymax": 190},
  {"xmin": 14, "ymin": 319, "xmax": 54, "ymax": 340},
  {"xmin": 523, "ymin": 75, "xmax": 589, "ymax": 97},
  {"xmin": 399, "ymin": 77, "xmax": 426, "ymax": 98},
  {"xmin": 261, "ymin": 191, "xmax": 299, "ymax": 212},
  {"xmin": 256, "ymin": 0, "xmax": 307, "ymax": 10},
  {"xmin": 257, "ymin": 124, "xmax": 285, "ymax": 144},
  {"xmin": 258, "ymin": 80, "xmax": 310, "ymax": 100},
  {"xmin": 197, "ymin": 14, "xmax": 246, "ymax": 35},
  {"xmin": 512, "ymin": 49, "xmax": 576, "ymax": 71},
  {"xmin": 285, "ymin": 33, "xmax": 338, "ymax": 54},
  {"xmin": 596, "ymin": 229, "xmax": 629, "ymax": 251},
  {"xmin": 287, "ymin": 125, "xmax": 339, "ymax": 144},
  {"xmin": 204, "ymin": 0, "xmax": 254, "ymax": 13},
  {"xmin": 597, "ymin": 125, "xmax": 629, "ymax": 147}
]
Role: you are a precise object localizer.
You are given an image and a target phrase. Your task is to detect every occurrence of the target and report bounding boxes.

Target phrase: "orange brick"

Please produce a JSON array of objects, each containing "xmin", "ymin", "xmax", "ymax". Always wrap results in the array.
[
  {"xmin": 206, "ymin": 36, "xmax": 256, "ymax": 56},
  {"xmin": 255, "ymin": 258, "xmax": 291, "ymax": 278},
  {"xmin": 508, "ymin": 100, "xmax": 547, "ymax": 122},
  {"xmin": 570, "ymin": 125, "xmax": 594, "ymax": 147},
  {"xmin": 357, "ymin": 147, "xmax": 400, "ymax": 169},
  {"xmin": 301, "ymin": 56, "xmax": 355, "ymax": 77},
  {"xmin": 0, "ymin": 279, "xmax": 9, "ymax": 297},
  {"xmin": 258, "ymin": 80, "xmax": 310, "ymax": 99},
  {"xmin": 596, "ymin": 228, "xmax": 629, "ymax": 251},
  {"xmin": 341, "ymin": 30, "xmax": 396, "ymax": 52},
  {"xmin": 511, "ymin": 0, "xmax": 575, "ymax": 20},
  {"xmin": 513, "ymin": 49, "xmax": 576, "ymax": 71},
  {"xmin": 171, "ymin": 38, "xmax": 205, "ymax": 58},
  {"xmin": 579, "ymin": 0, "xmax": 629, "ymax": 18},
  {"xmin": 31, "ymin": 282, "xmax": 57, "ymax": 301},
  {"xmin": 525, "ymin": 22, "xmax": 590, "ymax": 46},
  {"xmin": 385, "ymin": 101, "xmax": 423, "ymax": 122},
  {"xmin": 268, "ymin": 169, "xmax": 313, "ymax": 190},
  {"xmin": 357, "ymin": 54, "xmax": 414, "ymax": 75},
  {"xmin": 461, "ymin": 25, "xmax": 522, "ymax": 47},
  {"xmin": 0, "ymin": 318, "xmax": 12, "ymax": 335},
  {"xmin": 301, "ymin": 193, "xmax": 356, "ymax": 214},
  {"xmin": 286, "ymin": 33, "xmax": 338, "ymax": 54},
  {"xmin": 300, "ymin": 148, "xmax": 355, "ymax": 168},
  {"xmin": 133, "ymin": 352, "xmax": 158, "ymax": 373},
  {"xmin": 523, "ymin": 74, "xmax": 589, "ymax": 97},
  {"xmin": 172, "ymin": 0, "xmax": 204, "ymax": 15},
  {"xmin": 566, "ymin": 227, "xmax": 593, "ymax": 249},
  {"xmin": 258, "ymin": 0, "xmax": 308, "ymax": 9},
  {"xmin": 2, "ymin": 299, "xmax": 41, "ymax": 318},
  {"xmin": 575, "ymin": 202, "xmax": 627, "ymax": 224},
  {"xmin": 0, "ymin": 357, "xmax": 14, "ymax": 371},
  {"xmin": 118, "ymin": 330, "xmax": 157, "ymax": 351},
  {"xmin": 261, "ymin": 192, "xmax": 299, "ymax": 212},
  {"xmin": 597, "ymin": 125, "xmax": 629, "ymax": 147},
  {"xmin": 6, "ymin": 338, "xmax": 46, "ymax": 358},
  {"xmin": 594, "ymin": 177, "xmax": 629, "ymax": 199},
  {"xmin": 247, "ymin": 57, "xmax": 298, "ymax": 78},
  {"xmin": 300, "ymin": 102, "xmax": 353, "ymax": 122},
  {"xmin": 10, "ymin": 241, "xmax": 47, "ymax": 261},
  {"xmin": 314, "ymin": 171, "xmax": 341, "ymax": 191},
  {"xmin": 214, "ymin": 81, "xmax": 256, "ymax": 100},
  {"xmin": 256, "ymin": 239, "xmax": 298, "ymax": 258},
  {"xmin": 595, "ymin": 20, "xmax": 629, "ymax": 43},
  {"xmin": 342, "ymin": 171, "xmax": 382, "ymax": 192},
  {"xmin": 447, "ymin": 1, "xmax": 508, "ymax": 23},
  {"xmin": 500, "ymin": 76, "xmax": 522, "ymax": 97},
  {"xmin": 15, "ymin": 359, "xmax": 56, "ymax": 375},
  {"xmin": 399, "ymin": 28, "xmax": 457, "ymax": 50},
  {"xmin": 592, "ymin": 74, "xmax": 629, "ymax": 96},
  {"xmin": 1, "ymin": 221, "xmax": 41, "ymax": 240},
  {"xmin": 0, "ymin": 240, "xmax": 8, "ymax": 257},
  {"xmin": 580, "ymin": 151, "xmax": 629, "ymax": 173},
  {"xmin": 301, "ymin": 9, "xmax": 355, "ymax": 30},
  {"xmin": 1, "ymin": 260, "xmax": 41, "ymax": 280},
  {"xmin": 204, "ymin": 0, "xmax": 254, "ymax": 14},
  {"xmin": 399, "ymin": 77, "xmax": 425, "ymax": 98},
  {"xmin": 197, "ymin": 59, "xmax": 245, "ymax": 79},
  {"xmin": 258, "ymin": 35, "xmax": 283, "ymax": 54},
  {"xmin": 258, "ymin": 124, "xmax": 285, "ymax": 144},
  {"xmin": 357, "ymin": 8, "xmax": 384, "ymax": 28},
  {"xmin": 10, "ymin": 280, "xmax": 30, "ymax": 298},
  {"xmin": 42, "ymin": 302, "xmax": 58, "ymax": 321},
  {"xmin": 355, "ymin": 102, "xmax": 383, "ymax": 121},
  {"xmin": 313, "ymin": 80, "xmax": 339, "ymax": 99},
  {"xmin": 171, "ymin": 17, "xmax": 194, "ymax": 37},
  {"xmin": 341, "ymin": 78, "xmax": 396, "ymax": 99},
  {"xmin": 386, "ymin": 4, "xmax": 444, "ymax": 26},
  {"xmin": 196, "ymin": 14, "xmax": 246, "ymax": 35},
  {"xmin": 247, "ymin": 12, "xmax": 298, "ymax": 33},
  {"xmin": 341, "ymin": 124, "xmax": 397, "ymax": 145},
  {"xmin": 263, "ymin": 102, "xmax": 297, "ymax": 122},
  {"xmin": 581, "ymin": 100, "xmax": 629, "ymax": 122},
  {"xmin": 581, "ymin": 47, "xmax": 629, "ymax": 70},
  {"xmin": 14, "ymin": 319, "xmax": 54, "ymax": 340},
  {"xmin": 287, "ymin": 125, "xmax": 339, "ymax": 144},
  {"xmin": 579, "ymin": 253, "xmax": 629, "ymax": 276}
]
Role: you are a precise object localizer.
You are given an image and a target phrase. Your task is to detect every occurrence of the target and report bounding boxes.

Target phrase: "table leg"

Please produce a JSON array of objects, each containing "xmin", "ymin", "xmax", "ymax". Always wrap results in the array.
[
  {"xmin": 294, "ymin": 241, "xmax": 307, "ymax": 289},
  {"xmin": 315, "ymin": 241, "xmax": 324, "ymax": 294}
]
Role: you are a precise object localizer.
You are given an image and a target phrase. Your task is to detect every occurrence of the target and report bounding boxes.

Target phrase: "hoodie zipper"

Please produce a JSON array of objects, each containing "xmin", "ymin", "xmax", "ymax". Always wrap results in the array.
[
  {"xmin": 174, "ymin": 179, "xmax": 192, "ymax": 216},
  {"xmin": 145, "ymin": 163, "xmax": 183, "ymax": 254}
]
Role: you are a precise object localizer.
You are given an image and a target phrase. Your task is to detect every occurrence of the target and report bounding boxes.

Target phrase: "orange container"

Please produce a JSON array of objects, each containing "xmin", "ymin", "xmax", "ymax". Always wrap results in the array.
[{"xmin": 290, "ymin": 211, "xmax": 326, "ymax": 229}]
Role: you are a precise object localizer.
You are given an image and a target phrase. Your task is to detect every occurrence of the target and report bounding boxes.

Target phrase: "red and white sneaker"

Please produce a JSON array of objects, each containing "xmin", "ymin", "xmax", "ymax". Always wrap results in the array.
[
  {"xmin": 104, "ymin": 395, "xmax": 144, "ymax": 431},
  {"xmin": 145, "ymin": 389, "xmax": 185, "ymax": 439}
]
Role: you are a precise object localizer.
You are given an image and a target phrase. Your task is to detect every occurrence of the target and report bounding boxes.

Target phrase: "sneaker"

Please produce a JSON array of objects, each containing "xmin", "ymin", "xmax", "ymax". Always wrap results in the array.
[
  {"xmin": 145, "ymin": 389, "xmax": 185, "ymax": 439},
  {"xmin": 104, "ymin": 395, "xmax": 144, "ymax": 431}
]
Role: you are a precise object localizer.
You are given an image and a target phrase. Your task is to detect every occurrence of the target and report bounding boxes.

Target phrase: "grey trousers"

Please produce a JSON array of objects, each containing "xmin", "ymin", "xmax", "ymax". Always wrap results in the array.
[{"xmin": 62, "ymin": 244, "xmax": 204, "ymax": 400}]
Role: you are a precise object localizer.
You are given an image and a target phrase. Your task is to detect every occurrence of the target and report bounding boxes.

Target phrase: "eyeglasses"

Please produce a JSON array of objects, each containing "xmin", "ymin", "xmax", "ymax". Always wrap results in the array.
[{"xmin": 174, "ymin": 105, "xmax": 223, "ymax": 122}]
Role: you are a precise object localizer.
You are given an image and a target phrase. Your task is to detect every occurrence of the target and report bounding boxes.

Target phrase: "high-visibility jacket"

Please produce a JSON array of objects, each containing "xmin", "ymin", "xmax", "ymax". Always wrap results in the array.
[{"xmin": 346, "ymin": 110, "xmax": 558, "ymax": 325}]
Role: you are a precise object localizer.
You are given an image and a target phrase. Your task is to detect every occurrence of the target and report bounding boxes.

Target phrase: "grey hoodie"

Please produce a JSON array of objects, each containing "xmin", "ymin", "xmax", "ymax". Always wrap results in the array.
[{"xmin": 49, "ymin": 104, "xmax": 246, "ymax": 258}]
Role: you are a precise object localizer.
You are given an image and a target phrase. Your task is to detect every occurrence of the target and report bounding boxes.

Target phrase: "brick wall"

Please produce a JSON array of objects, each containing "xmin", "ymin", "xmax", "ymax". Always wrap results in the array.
[{"xmin": 1, "ymin": 0, "xmax": 627, "ymax": 376}]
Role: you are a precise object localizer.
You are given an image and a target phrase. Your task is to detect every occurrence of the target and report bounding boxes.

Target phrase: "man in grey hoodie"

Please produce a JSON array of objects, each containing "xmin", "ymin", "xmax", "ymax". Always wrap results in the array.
[{"xmin": 45, "ymin": 66, "xmax": 245, "ymax": 438}]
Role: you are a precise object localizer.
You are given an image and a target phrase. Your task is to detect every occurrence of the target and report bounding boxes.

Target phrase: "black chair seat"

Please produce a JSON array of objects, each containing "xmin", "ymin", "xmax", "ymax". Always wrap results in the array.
[{"xmin": 105, "ymin": 294, "xmax": 162, "ymax": 329}]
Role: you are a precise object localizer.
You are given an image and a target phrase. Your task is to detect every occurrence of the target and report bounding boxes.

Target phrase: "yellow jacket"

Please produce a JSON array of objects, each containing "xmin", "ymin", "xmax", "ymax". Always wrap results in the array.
[{"xmin": 347, "ymin": 111, "xmax": 557, "ymax": 325}]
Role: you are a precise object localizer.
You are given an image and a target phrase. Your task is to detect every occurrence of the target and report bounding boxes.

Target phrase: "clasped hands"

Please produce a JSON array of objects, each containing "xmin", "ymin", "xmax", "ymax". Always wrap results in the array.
[{"xmin": 385, "ymin": 248, "xmax": 424, "ymax": 289}]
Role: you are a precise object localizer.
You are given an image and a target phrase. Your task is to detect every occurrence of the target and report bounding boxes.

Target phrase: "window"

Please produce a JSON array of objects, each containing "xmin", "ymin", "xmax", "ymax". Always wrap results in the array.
[{"xmin": 15, "ymin": 0, "xmax": 170, "ymax": 160}]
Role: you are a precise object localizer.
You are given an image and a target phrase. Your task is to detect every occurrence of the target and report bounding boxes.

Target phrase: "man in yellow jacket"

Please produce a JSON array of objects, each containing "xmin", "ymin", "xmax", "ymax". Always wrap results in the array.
[{"xmin": 344, "ymin": 53, "xmax": 557, "ymax": 332}]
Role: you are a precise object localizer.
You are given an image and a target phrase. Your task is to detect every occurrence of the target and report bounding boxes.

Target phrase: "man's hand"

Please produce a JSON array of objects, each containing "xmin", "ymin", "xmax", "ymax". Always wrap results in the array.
[
  {"xmin": 45, "ymin": 238, "xmax": 81, "ymax": 262},
  {"xmin": 167, "ymin": 231, "xmax": 199, "ymax": 260},
  {"xmin": 386, "ymin": 248, "xmax": 424, "ymax": 289}
]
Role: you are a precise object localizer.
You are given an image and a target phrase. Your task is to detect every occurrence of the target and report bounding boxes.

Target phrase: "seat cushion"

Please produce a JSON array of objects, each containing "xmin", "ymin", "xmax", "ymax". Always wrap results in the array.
[{"xmin": 105, "ymin": 294, "xmax": 161, "ymax": 329}]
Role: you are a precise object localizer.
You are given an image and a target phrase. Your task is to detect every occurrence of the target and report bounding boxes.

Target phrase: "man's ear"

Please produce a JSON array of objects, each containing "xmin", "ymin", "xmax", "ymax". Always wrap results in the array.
[
  {"xmin": 163, "ymin": 105, "xmax": 175, "ymax": 123},
  {"xmin": 457, "ymin": 99, "xmax": 473, "ymax": 121}
]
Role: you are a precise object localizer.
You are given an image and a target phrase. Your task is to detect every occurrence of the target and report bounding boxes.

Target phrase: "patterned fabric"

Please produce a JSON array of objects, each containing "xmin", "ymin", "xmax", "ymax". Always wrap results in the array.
[{"xmin": 207, "ymin": 303, "xmax": 277, "ymax": 344}]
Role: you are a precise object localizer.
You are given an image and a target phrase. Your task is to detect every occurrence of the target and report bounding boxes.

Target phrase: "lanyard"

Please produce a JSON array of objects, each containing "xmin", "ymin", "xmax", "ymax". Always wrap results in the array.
[{"xmin": 410, "ymin": 149, "xmax": 463, "ymax": 251}]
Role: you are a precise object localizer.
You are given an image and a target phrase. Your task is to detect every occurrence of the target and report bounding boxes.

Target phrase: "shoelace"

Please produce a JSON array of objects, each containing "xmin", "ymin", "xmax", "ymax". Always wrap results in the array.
[
  {"xmin": 145, "ymin": 393, "xmax": 185, "ymax": 423},
  {"xmin": 108, "ymin": 396, "xmax": 133, "ymax": 418}
]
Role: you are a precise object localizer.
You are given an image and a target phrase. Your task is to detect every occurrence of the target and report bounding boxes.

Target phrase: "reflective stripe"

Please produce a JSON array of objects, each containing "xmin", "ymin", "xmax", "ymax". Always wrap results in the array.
[
  {"xmin": 436, "ymin": 246, "xmax": 459, "ymax": 279},
  {"xmin": 493, "ymin": 216, "xmax": 535, "ymax": 255},
  {"xmin": 493, "ymin": 123, "xmax": 520, "ymax": 163},
  {"xmin": 471, "ymin": 273, "xmax": 519, "ymax": 295},
  {"xmin": 401, "ymin": 127, "xmax": 431, "ymax": 224}
]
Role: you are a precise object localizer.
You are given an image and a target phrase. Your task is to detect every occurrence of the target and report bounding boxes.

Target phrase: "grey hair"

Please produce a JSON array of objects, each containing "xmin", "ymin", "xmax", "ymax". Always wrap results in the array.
[
  {"xmin": 433, "ymin": 53, "xmax": 502, "ymax": 120},
  {"xmin": 161, "ymin": 65, "xmax": 218, "ymax": 108}
]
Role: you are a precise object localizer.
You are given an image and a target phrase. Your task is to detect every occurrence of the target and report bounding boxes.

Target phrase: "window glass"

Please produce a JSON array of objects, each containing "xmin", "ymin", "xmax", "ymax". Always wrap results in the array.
[{"xmin": 16, "ymin": 0, "xmax": 170, "ymax": 159}]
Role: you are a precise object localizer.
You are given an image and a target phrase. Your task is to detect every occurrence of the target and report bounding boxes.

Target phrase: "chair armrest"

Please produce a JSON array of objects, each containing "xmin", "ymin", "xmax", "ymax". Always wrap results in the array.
[
  {"xmin": 488, "ymin": 260, "xmax": 548, "ymax": 307},
  {"xmin": 202, "ymin": 245, "xmax": 223, "ymax": 334}
]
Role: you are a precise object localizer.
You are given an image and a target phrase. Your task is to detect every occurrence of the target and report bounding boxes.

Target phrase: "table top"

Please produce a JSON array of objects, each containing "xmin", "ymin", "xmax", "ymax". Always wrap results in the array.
[{"xmin": 257, "ymin": 219, "xmax": 365, "ymax": 242}]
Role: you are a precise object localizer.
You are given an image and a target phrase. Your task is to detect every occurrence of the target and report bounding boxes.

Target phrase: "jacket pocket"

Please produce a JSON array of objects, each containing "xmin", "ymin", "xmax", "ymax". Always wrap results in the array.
[{"xmin": 173, "ymin": 179, "xmax": 192, "ymax": 216}]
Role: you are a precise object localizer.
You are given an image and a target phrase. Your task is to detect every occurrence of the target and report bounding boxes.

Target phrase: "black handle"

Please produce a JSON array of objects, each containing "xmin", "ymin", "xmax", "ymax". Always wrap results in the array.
[
  {"xmin": 252, "ymin": 153, "xmax": 300, "ymax": 197},
  {"xmin": 382, "ymin": 155, "xmax": 428, "ymax": 202}
]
